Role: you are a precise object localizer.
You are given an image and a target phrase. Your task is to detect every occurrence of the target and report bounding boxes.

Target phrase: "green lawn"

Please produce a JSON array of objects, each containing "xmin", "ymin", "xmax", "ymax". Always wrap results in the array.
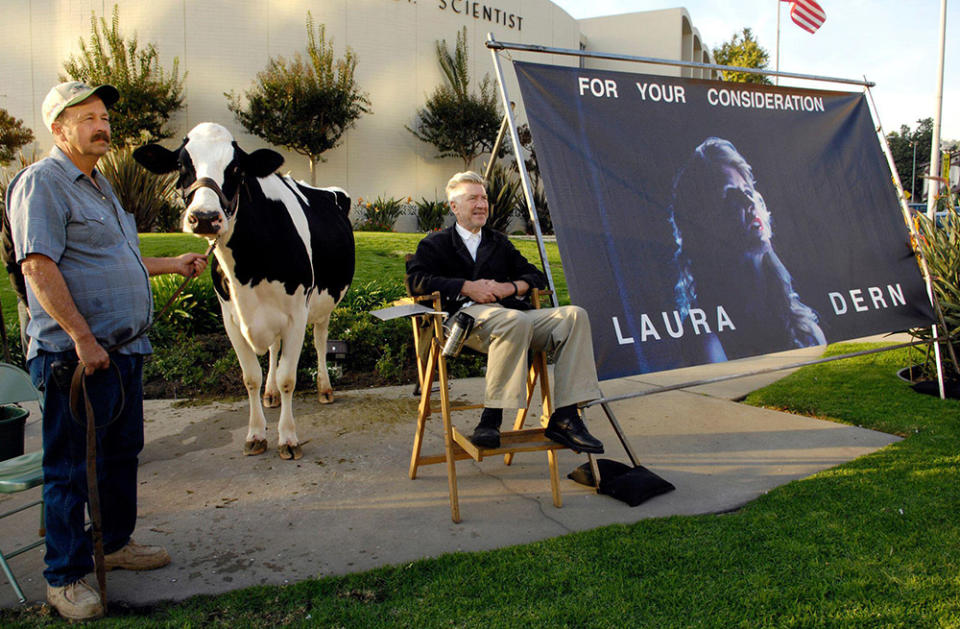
[{"xmin": 3, "ymin": 342, "xmax": 958, "ymax": 627}]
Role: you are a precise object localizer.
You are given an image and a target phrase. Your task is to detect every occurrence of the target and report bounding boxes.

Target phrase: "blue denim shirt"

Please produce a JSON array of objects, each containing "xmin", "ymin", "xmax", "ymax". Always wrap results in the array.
[{"xmin": 7, "ymin": 147, "xmax": 152, "ymax": 359}]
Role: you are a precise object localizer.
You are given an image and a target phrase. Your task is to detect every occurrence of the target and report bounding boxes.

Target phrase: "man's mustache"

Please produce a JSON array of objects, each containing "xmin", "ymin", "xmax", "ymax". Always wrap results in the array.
[{"xmin": 92, "ymin": 131, "xmax": 110, "ymax": 143}]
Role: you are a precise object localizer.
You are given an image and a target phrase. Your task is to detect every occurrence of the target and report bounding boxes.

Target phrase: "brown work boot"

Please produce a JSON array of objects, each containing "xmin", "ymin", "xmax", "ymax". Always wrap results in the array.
[
  {"xmin": 47, "ymin": 579, "xmax": 104, "ymax": 621},
  {"xmin": 103, "ymin": 539, "xmax": 171, "ymax": 571}
]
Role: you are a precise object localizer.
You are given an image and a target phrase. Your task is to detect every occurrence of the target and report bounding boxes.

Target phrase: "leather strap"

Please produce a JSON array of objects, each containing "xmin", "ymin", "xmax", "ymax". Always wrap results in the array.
[
  {"xmin": 71, "ymin": 363, "xmax": 108, "ymax": 608},
  {"xmin": 183, "ymin": 177, "xmax": 240, "ymax": 216}
]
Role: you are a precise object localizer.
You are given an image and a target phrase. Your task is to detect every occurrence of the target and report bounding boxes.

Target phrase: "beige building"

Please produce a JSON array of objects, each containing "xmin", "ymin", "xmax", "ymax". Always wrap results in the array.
[{"xmin": 1, "ymin": 1, "xmax": 716, "ymax": 215}]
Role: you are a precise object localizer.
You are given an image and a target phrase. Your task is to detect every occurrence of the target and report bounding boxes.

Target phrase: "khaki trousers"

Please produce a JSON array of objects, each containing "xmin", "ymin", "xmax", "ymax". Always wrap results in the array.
[{"xmin": 459, "ymin": 303, "xmax": 602, "ymax": 410}]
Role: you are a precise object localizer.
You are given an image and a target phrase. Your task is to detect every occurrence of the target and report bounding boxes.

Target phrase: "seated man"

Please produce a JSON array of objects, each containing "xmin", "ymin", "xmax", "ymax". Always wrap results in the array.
[{"xmin": 406, "ymin": 171, "xmax": 604, "ymax": 453}]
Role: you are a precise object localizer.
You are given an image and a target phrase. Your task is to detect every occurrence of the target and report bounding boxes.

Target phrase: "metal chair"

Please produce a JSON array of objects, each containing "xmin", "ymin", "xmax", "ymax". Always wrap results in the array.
[{"xmin": 0, "ymin": 361, "xmax": 45, "ymax": 604}]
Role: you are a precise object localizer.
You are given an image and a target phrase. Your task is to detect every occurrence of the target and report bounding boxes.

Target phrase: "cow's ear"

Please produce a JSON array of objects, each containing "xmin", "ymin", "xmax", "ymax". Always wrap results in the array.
[
  {"xmin": 245, "ymin": 149, "xmax": 284, "ymax": 178},
  {"xmin": 133, "ymin": 144, "xmax": 180, "ymax": 174}
]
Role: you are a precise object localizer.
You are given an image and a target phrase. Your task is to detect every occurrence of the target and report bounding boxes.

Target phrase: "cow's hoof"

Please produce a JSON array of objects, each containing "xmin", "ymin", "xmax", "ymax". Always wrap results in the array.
[
  {"xmin": 278, "ymin": 443, "xmax": 303, "ymax": 460},
  {"xmin": 318, "ymin": 390, "xmax": 334, "ymax": 404},
  {"xmin": 262, "ymin": 391, "xmax": 281, "ymax": 408},
  {"xmin": 243, "ymin": 439, "xmax": 268, "ymax": 456}
]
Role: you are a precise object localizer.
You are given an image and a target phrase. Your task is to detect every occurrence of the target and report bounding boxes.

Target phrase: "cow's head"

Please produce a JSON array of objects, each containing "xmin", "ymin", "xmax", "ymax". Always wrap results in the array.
[{"xmin": 134, "ymin": 123, "xmax": 284, "ymax": 239}]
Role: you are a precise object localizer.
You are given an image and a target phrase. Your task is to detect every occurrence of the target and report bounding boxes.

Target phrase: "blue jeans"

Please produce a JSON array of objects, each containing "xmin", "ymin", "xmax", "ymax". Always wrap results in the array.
[{"xmin": 28, "ymin": 350, "xmax": 145, "ymax": 587}]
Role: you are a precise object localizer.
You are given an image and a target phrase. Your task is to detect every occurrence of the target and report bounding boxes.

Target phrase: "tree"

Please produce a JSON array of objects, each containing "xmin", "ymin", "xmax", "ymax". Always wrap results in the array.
[
  {"xmin": 712, "ymin": 28, "xmax": 772, "ymax": 85},
  {"xmin": 0, "ymin": 109, "xmax": 34, "ymax": 166},
  {"xmin": 408, "ymin": 27, "xmax": 502, "ymax": 169},
  {"xmin": 227, "ymin": 13, "xmax": 371, "ymax": 185},
  {"xmin": 61, "ymin": 4, "xmax": 185, "ymax": 146},
  {"xmin": 887, "ymin": 118, "xmax": 934, "ymax": 201}
]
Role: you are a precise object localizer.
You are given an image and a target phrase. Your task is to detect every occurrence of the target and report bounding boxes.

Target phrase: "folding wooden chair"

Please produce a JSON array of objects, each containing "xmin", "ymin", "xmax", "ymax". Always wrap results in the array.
[
  {"xmin": 401, "ymin": 289, "xmax": 596, "ymax": 523},
  {"xmin": 0, "ymin": 362, "xmax": 45, "ymax": 604}
]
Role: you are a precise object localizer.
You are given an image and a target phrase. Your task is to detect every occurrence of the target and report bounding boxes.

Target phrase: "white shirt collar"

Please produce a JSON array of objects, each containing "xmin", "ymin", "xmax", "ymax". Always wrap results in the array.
[{"xmin": 455, "ymin": 223, "xmax": 482, "ymax": 261}]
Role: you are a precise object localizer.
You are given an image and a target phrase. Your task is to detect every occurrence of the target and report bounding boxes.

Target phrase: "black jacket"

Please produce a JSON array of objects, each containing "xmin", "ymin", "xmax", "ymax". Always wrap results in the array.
[{"xmin": 406, "ymin": 225, "xmax": 547, "ymax": 314}]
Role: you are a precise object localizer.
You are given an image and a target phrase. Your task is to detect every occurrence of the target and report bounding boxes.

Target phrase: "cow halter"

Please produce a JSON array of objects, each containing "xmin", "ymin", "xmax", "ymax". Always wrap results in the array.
[{"xmin": 183, "ymin": 176, "xmax": 241, "ymax": 218}]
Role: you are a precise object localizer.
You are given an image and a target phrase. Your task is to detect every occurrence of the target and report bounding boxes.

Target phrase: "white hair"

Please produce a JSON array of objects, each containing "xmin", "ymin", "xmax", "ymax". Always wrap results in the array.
[{"xmin": 445, "ymin": 171, "xmax": 486, "ymax": 202}]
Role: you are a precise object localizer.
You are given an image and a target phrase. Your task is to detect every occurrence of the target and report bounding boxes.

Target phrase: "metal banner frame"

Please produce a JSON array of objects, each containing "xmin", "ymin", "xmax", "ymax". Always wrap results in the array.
[{"xmin": 483, "ymin": 32, "xmax": 954, "ymax": 434}]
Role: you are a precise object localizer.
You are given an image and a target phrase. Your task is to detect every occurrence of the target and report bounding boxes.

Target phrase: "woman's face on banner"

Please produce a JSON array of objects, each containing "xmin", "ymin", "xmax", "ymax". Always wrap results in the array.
[{"xmin": 718, "ymin": 163, "xmax": 772, "ymax": 252}]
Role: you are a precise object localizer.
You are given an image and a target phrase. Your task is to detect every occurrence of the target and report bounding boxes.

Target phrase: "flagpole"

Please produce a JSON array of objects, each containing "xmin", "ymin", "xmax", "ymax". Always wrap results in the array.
[
  {"xmin": 775, "ymin": 0, "xmax": 781, "ymax": 85},
  {"xmin": 926, "ymin": 0, "xmax": 948, "ymax": 221}
]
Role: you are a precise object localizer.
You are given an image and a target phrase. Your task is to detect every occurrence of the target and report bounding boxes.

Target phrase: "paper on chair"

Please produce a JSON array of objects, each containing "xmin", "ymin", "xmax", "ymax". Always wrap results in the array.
[{"xmin": 369, "ymin": 304, "xmax": 444, "ymax": 321}]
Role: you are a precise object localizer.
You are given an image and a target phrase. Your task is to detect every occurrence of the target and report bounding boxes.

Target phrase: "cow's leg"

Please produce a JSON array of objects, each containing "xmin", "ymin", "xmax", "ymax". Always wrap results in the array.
[
  {"xmin": 222, "ymin": 308, "xmax": 269, "ymax": 456},
  {"xmin": 276, "ymin": 312, "xmax": 308, "ymax": 460},
  {"xmin": 311, "ymin": 314, "xmax": 335, "ymax": 404},
  {"xmin": 262, "ymin": 342, "xmax": 281, "ymax": 408}
]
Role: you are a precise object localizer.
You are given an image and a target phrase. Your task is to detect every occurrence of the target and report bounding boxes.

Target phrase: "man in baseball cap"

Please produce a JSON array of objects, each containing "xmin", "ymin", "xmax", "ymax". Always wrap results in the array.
[
  {"xmin": 41, "ymin": 81, "xmax": 119, "ymax": 133},
  {"xmin": 5, "ymin": 80, "xmax": 206, "ymax": 620}
]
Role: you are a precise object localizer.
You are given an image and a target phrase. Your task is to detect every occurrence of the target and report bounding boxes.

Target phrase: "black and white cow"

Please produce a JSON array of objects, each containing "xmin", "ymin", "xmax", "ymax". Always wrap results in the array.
[{"xmin": 135, "ymin": 123, "xmax": 355, "ymax": 460}]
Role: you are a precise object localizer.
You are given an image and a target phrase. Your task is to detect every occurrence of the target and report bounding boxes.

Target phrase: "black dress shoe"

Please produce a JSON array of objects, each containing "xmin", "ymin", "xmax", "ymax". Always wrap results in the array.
[
  {"xmin": 469, "ymin": 408, "xmax": 503, "ymax": 449},
  {"xmin": 545, "ymin": 412, "xmax": 604, "ymax": 454},
  {"xmin": 469, "ymin": 425, "xmax": 500, "ymax": 449}
]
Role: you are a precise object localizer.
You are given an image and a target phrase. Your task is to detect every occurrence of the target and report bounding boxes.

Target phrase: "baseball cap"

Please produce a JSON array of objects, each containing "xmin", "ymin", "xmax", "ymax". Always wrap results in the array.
[{"xmin": 41, "ymin": 81, "xmax": 120, "ymax": 133}]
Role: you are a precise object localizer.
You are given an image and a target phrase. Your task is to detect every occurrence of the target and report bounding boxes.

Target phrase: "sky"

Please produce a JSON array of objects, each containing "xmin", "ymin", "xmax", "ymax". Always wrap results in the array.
[{"xmin": 551, "ymin": 0, "xmax": 959, "ymax": 143}]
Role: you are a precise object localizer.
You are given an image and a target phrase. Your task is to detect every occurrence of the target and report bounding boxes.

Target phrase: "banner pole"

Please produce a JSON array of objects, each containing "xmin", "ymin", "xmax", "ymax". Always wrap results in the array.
[
  {"xmin": 483, "ymin": 110, "xmax": 512, "ymax": 183},
  {"xmin": 865, "ymin": 83, "xmax": 954, "ymax": 399},
  {"xmin": 583, "ymin": 337, "xmax": 951, "ymax": 408},
  {"xmin": 487, "ymin": 33, "xmax": 558, "ymax": 307},
  {"xmin": 599, "ymin": 402, "xmax": 640, "ymax": 467},
  {"xmin": 485, "ymin": 38, "xmax": 874, "ymax": 88},
  {"xmin": 926, "ymin": 0, "xmax": 949, "ymax": 221}
]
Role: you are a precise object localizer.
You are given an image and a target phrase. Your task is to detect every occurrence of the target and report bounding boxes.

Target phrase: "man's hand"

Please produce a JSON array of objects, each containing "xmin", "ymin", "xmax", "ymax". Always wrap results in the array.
[
  {"xmin": 142, "ymin": 253, "xmax": 208, "ymax": 277},
  {"xmin": 173, "ymin": 252, "xmax": 208, "ymax": 278},
  {"xmin": 461, "ymin": 279, "xmax": 526, "ymax": 303},
  {"xmin": 76, "ymin": 333, "xmax": 110, "ymax": 374},
  {"xmin": 460, "ymin": 279, "xmax": 498, "ymax": 303}
]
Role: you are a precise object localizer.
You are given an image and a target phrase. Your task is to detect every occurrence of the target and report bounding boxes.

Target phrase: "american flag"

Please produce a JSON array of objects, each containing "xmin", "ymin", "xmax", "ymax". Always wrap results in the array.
[{"xmin": 782, "ymin": 0, "xmax": 826, "ymax": 34}]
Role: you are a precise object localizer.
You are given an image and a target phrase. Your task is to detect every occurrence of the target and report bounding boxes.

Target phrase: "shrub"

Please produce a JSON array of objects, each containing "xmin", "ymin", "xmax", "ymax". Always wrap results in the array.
[
  {"xmin": 512, "ymin": 124, "xmax": 552, "ymax": 235},
  {"xmin": 1, "ymin": 150, "xmax": 41, "ymax": 305},
  {"xmin": 485, "ymin": 164, "xmax": 520, "ymax": 233},
  {"xmin": 0, "ymin": 318, "xmax": 25, "ymax": 368},
  {"xmin": 99, "ymin": 146, "xmax": 181, "ymax": 232},
  {"xmin": 414, "ymin": 197, "xmax": 449, "ymax": 232},
  {"xmin": 142, "ymin": 278, "xmax": 487, "ymax": 398},
  {"xmin": 910, "ymin": 204, "xmax": 960, "ymax": 380},
  {"xmin": 521, "ymin": 183, "xmax": 553, "ymax": 236},
  {"xmin": 337, "ymin": 280, "xmax": 407, "ymax": 311},
  {"xmin": 61, "ymin": 4, "xmax": 185, "ymax": 146},
  {"xmin": 328, "ymin": 280, "xmax": 412, "ymax": 379},
  {"xmin": 148, "ymin": 273, "xmax": 221, "ymax": 344},
  {"xmin": 143, "ymin": 332, "xmax": 240, "ymax": 399},
  {"xmin": 407, "ymin": 27, "xmax": 502, "ymax": 169},
  {"xmin": 352, "ymin": 195, "xmax": 411, "ymax": 232},
  {"xmin": 0, "ymin": 109, "xmax": 34, "ymax": 166}
]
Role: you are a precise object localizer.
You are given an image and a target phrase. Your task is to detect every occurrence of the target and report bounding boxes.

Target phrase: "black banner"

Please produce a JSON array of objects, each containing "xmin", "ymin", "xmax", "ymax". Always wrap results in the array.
[{"xmin": 515, "ymin": 61, "xmax": 933, "ymax": 380}]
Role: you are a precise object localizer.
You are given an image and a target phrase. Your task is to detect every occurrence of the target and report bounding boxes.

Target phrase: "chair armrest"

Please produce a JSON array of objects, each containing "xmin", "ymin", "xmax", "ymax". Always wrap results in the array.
[
  {"xmin": 530, "ymin": 288, "xmax": 553, "ymax": 310},
  {"xmin": 388, "ymin": 291, "xmax": 442, "ymax": 308}
]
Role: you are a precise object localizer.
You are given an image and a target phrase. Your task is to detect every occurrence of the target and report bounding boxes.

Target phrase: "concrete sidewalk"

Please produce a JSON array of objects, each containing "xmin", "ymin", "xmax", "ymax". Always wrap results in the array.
[{"xmin": 0, "ymin": 337, "xmax": 902, "ymax": 609}]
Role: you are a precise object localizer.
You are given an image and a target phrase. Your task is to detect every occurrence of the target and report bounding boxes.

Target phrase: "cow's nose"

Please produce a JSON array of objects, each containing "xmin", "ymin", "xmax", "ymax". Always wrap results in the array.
[{"xmin": 186, "ymin": 209, "xmax": 223, "ymax": 235}]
